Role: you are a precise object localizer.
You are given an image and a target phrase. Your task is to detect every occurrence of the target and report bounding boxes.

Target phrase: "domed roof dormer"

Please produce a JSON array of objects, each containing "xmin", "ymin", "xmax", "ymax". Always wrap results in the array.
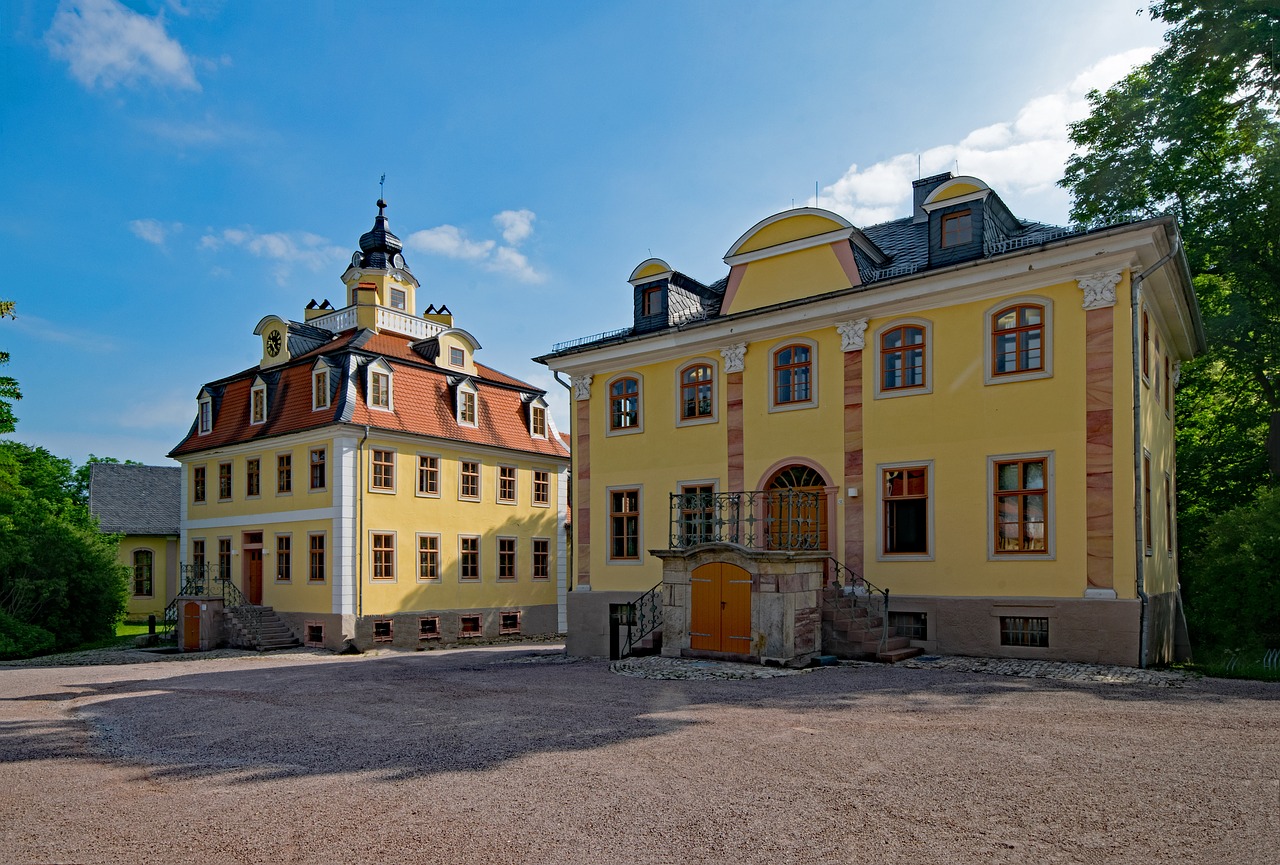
[{"xmin": 355, "ymin": 199, "xmax": 407, "ymax": 271}]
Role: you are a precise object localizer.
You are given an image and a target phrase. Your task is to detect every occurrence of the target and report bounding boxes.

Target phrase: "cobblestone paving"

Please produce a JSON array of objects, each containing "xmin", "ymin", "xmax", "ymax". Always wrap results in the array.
[{"xmin": 610, "ymin": 652, "xmax": 1193, "ymax": 686}]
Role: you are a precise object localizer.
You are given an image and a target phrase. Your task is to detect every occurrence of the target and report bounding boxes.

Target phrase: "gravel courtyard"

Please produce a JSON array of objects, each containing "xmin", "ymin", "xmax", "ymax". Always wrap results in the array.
[{"xmin": 1, "ymin": 645, "xmax": 1276, "ymax": 864}]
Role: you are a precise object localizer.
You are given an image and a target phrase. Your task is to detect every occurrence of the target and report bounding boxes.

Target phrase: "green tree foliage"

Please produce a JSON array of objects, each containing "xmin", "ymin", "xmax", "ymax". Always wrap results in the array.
[
  {"xmin": 1061, "ymin": 2, "xmax": 1279, "ymax": 650},
  {"xmin": 0, "ymin": 442, "xmax": 127, "ymax": 659},
  {"xmin": 1185, "ymin": 486, "xmax": 1280, "ymax": 651},
  {"xmin": 0, "ymin": 300, "xmax": 19, "ymax": 435}
]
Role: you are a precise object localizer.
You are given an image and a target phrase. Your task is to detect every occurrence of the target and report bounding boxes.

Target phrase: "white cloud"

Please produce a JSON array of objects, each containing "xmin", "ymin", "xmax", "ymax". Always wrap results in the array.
[
  {"xmin": 493, "ymin": 209, "xmax": 536, "ymax": 245},
  {"xmin": 45, "ymin": 0, "xmax": 200, "ymax": 91},
  {"xmin": 200, "ymin": 227, "xmax": 348, "ymax": 286},
  {"xmin": 114, "ymin": 392, "xmax": 193, "ymax": 431},
  {"xmin": 139, "ymin": 114, "xmax": 253, "ymax": 147},
  {"xmin": 406, "ymin": 225, "xmax": 495, "ymax": 261},
  {"xmin": 9, "ymin": 314, "xmax": 121, "ymax": 351},
  {"xmin": 817, "ymin": 47, "xmax": 1157, "ymax": 225},
  {"xmin": 407, "ymin": 211, "xmax": 545, "ymax": 283},
  {"xmin": 129, "ymin": 218, "xmax": 182, "ymax": 245}
]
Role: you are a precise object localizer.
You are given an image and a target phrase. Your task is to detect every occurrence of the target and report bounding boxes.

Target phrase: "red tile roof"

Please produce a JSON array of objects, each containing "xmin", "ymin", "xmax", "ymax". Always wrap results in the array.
[{"xmin": 170, "ymin": 328, "xmax": 569, "ymax": 460}]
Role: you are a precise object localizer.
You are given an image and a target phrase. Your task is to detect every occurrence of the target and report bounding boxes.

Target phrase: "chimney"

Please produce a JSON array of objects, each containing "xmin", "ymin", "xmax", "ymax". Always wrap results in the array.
[
  {"xmin": 912, "ymin": 172, "xmax": 953, "ymax": 224},
  {"xmin": 423, "ymin": 303, "xmax": 453, "ymax": 328}
]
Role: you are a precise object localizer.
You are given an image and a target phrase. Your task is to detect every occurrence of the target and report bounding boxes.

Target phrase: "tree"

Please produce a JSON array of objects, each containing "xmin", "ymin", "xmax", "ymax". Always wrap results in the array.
[
  {"xmin": 1061, "ymin": 2, "xmax": 1279, "ymax": 539},
  {"xmin": 0, "ymin": 442, "xmax": 127, "ymax": 658},
  {"xmin": 0, "ymin": 300, "xmax": 19, "ymax": 435}
]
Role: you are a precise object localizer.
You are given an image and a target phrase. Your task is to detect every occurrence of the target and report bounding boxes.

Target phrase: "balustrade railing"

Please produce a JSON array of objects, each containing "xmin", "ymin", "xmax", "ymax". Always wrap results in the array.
[
  {"xmin": 160, "ymin": 562, "xmax": 261, "ymax": 647},
  {"xmin": 668, "ymin": 490, "xmax": 827, "ymax": 552},
  {"xmin": 827, "ymin": 557, "xmax": 891, "ymax": 656},
  {"xmin": 619, "ymin": 582, "xmax": 664, "ymax": 659}
]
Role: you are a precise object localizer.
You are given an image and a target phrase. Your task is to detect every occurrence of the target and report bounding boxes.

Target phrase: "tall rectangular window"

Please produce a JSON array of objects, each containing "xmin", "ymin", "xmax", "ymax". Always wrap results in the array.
[
  {"xmin": 309, "ymin": 533, "xmax": 326, "ymax": 582},
  {"xmin": 418, "ymin": 534, "xmax": 440, "ymax": 581},
  {"xmin": 192, "ymin": 538, "xmax": 206, "ymax": 569},
  {"xmin": 417, "ymin": 455, "xmax": 439, "ymax": 495},
  {"xmin": 459, "ymin": 536, "xmax": 480, "ymax": 581},
  {"xmin": 1142, "ymin": 310, "xmax": 1151, "ymax": 381},
  {"xmin": 993, "ymin": 457, "xmax": 1048, "ymax": 554},
  {"xmin": 609, "ymin": 377, "xmax": 640, "ymax": 430},
  {"xmin": 883, "ymin": 466, "xmax": 928, "ymax": 554},
  {"xmin": 218, "ymin": 462, "xmax": 232, "ymax": 500},
  {"xmin": 313, "ymin": 369, "xmax": 329, "ymax": 409},
  {"xmin": 773, "ymin": 345, "xmax": 812, "ymax": 405},
  {"xmin": 533, "ymin": 470, "xmax": 550, "ymax": 505},
  {"xmin": 460, "ymin": 460, "xmax": 480, "ymax": 500},
  {"xmin": 498, "ymin": 465, "xmax": 517, "ymax": 503},
  {"xmin": 642, "ymin": 285, "xmax": 662, "ymax": 316},
  {"xmin": 679, "ymin": 483, "xmax": 715, "ymax": 545},
  {"xmin": 532, "ymin": 538, "xmax": 550, "ymax": 580},
  {"xmin": 372, "ymin": 533, "xmax": 395, "ymax": 580},
  {"xmin": 680, "ymin": 363, "xmax": 714, "ymax": 420},
  {"xmin": 310, "ymin": 448, "xmax": 326, "ymax": 490},
  {"xmin": 132, "ymin": 550, "xmax": 153, "ymax": 596},
  {"xmin": 371, "ymin": 371, "xmax": 390, "ymax": 409},
  {"xmin": 459, "ymin": 389, "xmax": 477, "ymax": 425},
  {"xmin": 1143, "ymin": 453, "xmax": 1153, "ymax": 555},
  {"xmin": 193, "ymin": 466, "xmax": 206, "ymax": 503},
  {"xmin": 277, "ymin": 453, "xmax": 292, "ymax": 493},
  {"xmin": 371, "ymin": 449, "xmax": 394, "ymax": 490},
  {"xmin": 246, "ymin": 458, "xmax": 261, "ymax": 498},
  {"xmin": 276, "ymin": 534, "xmax": 291, "ymax": 581},
  {"xmin": 251, "ymin": 386, "xmax": 266, "ymax": 424},
  {"xmin": 880, "ymin": 326, "xmax": 926, "ymax": 391},
  {"xmin": 1165, "ymin": 474, "xmax": 1174, "ymax": 555},
  {"xmin": 531, "ymin": 404, "xmax": 547, "ymax": 437},
  {"xmin": 498, "ymin": 537, "xmax": 517, "ymax": 581},
  {"xmin": 218, "ymin": 538, "xmax": 232, "ymax": 580},
  {"xmin": 199, "ymin": 398, "xmax": 211, "ymax": 434},
  {"xmin": 609, "ymin": 489, "xmax": 641, "ymax": 561}
]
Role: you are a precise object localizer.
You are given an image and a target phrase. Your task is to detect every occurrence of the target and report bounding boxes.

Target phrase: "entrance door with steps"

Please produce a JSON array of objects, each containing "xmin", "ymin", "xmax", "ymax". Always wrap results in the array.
[{"xmin": 690, "ymin": 562, "xmax": 752, "ymax": 654}]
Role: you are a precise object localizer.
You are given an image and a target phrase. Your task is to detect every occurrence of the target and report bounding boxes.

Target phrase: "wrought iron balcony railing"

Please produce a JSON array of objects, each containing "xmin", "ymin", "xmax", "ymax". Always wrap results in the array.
[{"xmin": 668, "ymin": 490, "xmax": 828, "ymax": 552}]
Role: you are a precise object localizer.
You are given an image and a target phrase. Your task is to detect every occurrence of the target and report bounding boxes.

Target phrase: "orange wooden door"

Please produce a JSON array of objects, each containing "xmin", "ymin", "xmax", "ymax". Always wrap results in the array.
[
  {"xmin": 689, "ymin": 563, "xmax": 753, "ymax": 654},
  {"xmin": 182, "ymin": 602, "xmax": 200, "ymax": 651},
  {"xmin": 245, "ymin": 549, "xmax": 263, "ymax": 604},
  {"xmin": 720, "ymin": 564, "xmax": 753, "ymax": 654},
  {"xmin": 690, "ymin": 563, "xmax": 721, "ymax": 652}
]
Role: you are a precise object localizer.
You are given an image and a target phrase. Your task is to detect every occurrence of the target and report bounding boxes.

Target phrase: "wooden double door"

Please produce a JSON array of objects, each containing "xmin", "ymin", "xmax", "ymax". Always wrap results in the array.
[{"xmin": 689, "ymin": 563, "xmax": 752, "ymax": 654}]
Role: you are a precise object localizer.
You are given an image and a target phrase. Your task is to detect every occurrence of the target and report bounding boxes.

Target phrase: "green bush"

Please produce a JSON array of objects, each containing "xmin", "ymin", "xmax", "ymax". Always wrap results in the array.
[
  {"xmin": 1183, "ymin": 486, "xmax": 1280, "ymax": 653},
  {"xmin": 0, "ymin": 608, "xmax": 55, "ymax": 659}
]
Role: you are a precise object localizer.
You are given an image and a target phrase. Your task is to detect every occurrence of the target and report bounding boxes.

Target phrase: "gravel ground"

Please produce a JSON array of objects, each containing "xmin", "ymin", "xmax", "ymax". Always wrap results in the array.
[{"xmin": 1, "ymin": 645, "xmax": 1276, "ymax": 864}]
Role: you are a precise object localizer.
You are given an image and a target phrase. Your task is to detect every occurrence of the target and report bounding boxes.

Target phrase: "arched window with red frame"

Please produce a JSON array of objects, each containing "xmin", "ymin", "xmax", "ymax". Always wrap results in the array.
[
  {"xmin": 609, "ymin": 377, "xmax": 640, "ymax": 430},
  {"xmin": 680, "ymin": 363, "xmax": 714, "ymax": 420}
]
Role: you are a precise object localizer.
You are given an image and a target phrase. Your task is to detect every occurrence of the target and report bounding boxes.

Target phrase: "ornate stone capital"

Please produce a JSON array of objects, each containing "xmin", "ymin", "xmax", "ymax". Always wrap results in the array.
[
  {"xmin": 570, "ymin": 374, "xmax": 593, "ymax": 401},
  {"xmin": 837, "ymin": 319, "xmax": 868, "ymax": 352},
  {"xmin": 1078, "ymin": 271, "xmax": 1122, "ymax": 310},
  {"xmin": 721, "ymin": 343, "xmax": 747, "ymax": 374}
]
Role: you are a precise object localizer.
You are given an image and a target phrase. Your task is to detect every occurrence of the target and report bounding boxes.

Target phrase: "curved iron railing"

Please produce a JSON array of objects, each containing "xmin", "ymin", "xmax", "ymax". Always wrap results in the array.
[
  {"xmin": 668, "ymin": 490, "xmax": 827, "ymax": 552},
  {"xmin": 160, "ymin": 562, "xmax": 262, "ymax": 649},
  {"xmin": 827, "ymin": 557, "xmax": 891, "ymax": 656},
  {"xmin": 621, "ymin": 582, "xmax": 664, "ymax": 658}
]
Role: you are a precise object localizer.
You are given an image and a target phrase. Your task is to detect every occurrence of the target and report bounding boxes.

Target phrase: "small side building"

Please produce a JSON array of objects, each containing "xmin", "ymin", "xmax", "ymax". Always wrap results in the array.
[{"xmin": 87, "ymin": 463, "xmax": 181, "ymax": 621}]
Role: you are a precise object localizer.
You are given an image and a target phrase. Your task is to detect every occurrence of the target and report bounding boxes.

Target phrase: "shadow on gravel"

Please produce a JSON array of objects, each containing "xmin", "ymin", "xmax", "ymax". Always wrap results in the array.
[{"xmin": 2, "ymin": 648, "xmax": 1276, "ymax": 785}]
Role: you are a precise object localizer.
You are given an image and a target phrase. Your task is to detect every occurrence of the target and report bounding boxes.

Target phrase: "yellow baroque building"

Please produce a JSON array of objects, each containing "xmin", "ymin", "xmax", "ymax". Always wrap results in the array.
[
  {"xmin": 538, "ymin": 173, "xmax": 1203, "ymax": 667},
  {"xmin": 170, "ymin": 201, "xmax": 570, "ymax": 650}
]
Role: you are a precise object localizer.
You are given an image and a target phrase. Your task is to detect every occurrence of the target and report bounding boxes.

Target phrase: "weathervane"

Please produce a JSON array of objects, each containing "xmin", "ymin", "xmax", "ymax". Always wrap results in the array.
[{"xmin": 380, "ymin": 173, "xmax": 386, "ymax": 200}]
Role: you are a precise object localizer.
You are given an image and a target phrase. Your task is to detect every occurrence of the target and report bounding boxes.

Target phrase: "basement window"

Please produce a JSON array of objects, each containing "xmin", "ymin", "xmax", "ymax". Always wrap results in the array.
[
  {"xmin": 419, "ymin": 616, "xmax": 441, "ymax": 640},
  {"xmin": 305, "ymin": 622, "xmax": 324, "ymax": 647},
  {"xmin": 373, "ymin": 619, "xmax": 393, "ymax": 643},
  {"xmin": 888, "ymin": 611, "xmax": 927, "ymax": 641},
  {"xmin": 459, "ymin": 614, "xmax": 482, "ymax": 637},
  {"xmin": 500, "ymin": 611, "xmax": 521, "ymax": 635},
  {"xmin": 1000, "ymin": 616, "xmax": 1048, "ymax": 648}
]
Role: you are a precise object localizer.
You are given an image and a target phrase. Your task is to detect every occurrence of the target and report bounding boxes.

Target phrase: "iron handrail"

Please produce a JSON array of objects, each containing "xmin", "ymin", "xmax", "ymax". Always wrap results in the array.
[
  {"xmin": 160, "ymin": 562, "xmax": 262, "ymax": 649},
  {"xmin": 827, "ymin": 557, "xmax": 891, "ymax": 656},
  {"xmin": 621, "ymin": 582, "xmax": 664, "ymax": 658},
  {"xmin": 668, "ymin": 490, "xmax": 827, "ymax": 552}
]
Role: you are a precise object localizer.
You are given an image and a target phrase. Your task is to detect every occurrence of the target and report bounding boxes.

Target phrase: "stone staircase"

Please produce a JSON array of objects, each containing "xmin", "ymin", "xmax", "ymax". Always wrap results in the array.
[
  {"xmin": 820, "ymin": 586, "xmax": 923, "ymax": 663},
  {"xmin": 222, "ymin": 605, "xmax": 300, "ymax": 651}
]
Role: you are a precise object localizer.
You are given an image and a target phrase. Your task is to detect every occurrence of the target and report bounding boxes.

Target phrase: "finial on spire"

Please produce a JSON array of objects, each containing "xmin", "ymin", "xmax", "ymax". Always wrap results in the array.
[{"xmin": 380, "ymin": 173, "xmax": 386, "ymax": 199}]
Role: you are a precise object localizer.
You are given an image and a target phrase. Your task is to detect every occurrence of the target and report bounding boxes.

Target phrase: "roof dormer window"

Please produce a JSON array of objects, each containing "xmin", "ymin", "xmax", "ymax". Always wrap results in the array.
[
  {"xmin": 312, "ymin": 364, "xmax": 330, "ymax": 411},
  {"xmin": 250, "ymin": 379, "xmax": 267, "ymax": 426},
  {"xmin": 941, "ymin": 210, "xmax": 973, "ymax": 248},
  {"xmin": 642, "ymin": 286, "xmax": 663, "ymax": 317},
  {"xmin": 198, "ymin": 394, "xmax": 212, "ymax": 435},
  {"xmin": 450, "ymin": 346, "xmax": 465, "ymax": 367},
  {"xmin": 455, "ymin": 379, "xmax": 478, "ymax": 427},
  {"xmin": 366, "ymin": 359, "xmax": 393, "ymax": 411}
]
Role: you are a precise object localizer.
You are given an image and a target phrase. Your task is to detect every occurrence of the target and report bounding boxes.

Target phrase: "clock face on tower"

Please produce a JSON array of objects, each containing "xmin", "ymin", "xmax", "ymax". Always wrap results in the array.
[{"xmin": 266, "ymin": 330, "xmax": 282, "ymax": 357}]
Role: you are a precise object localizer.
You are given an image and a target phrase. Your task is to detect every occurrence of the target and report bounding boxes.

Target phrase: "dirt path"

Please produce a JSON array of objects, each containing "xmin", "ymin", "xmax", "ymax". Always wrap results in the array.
[{"xmin": 1, "ymin": 646, "xmax": 1276, "ymax": 864}]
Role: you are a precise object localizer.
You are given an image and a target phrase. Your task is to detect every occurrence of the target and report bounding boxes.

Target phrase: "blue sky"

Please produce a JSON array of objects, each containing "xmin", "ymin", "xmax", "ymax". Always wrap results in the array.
[{"xmin": 0, "ymin": 0, "xmax": 1165, "ymax": 466}]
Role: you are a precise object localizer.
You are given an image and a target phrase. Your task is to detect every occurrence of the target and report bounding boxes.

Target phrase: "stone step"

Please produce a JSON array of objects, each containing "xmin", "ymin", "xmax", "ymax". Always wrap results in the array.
[
  {"xmin": 860, "ymin": 635, "xmax": 912, "ymax": 654},
  {"xmin": 877, "ymin": 646, "xmax": 924, "ymax": 663}
]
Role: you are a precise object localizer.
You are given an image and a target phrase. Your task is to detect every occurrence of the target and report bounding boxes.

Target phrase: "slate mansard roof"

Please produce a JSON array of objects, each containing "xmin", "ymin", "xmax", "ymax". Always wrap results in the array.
[
  {"xmin": 169, "ymin": 327, "xmax": 570, "ymax": 460},
  {"xmin": 88, "ymin": 463, "xmax": 181, "ymax": 535}
]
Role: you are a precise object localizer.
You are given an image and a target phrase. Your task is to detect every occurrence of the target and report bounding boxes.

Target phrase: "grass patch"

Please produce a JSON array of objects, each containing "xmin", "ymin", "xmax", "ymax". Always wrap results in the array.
[
  {"xmin": 1181, "ymin": 649, "xmax": 1280, "ymax": 682},
  {"xmin": 117, "ymin": 622, "xmax": 154, "ymax": 637}
]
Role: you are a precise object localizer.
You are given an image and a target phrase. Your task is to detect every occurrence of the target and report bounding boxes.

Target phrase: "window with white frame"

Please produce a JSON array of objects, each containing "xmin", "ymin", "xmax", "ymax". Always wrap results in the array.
[
  {"xmin": 368, "ymin": 364, "xmax": 392, "ymax": 410},
  {"xmin": 417, "ymin": 454, "xmax": 439, "ymax": 496},
  {"xmin": 250, "ymin": 380, "xmax": 267, "ymax": 425},
  {"xmin": 990, "ymin": 453, "xmax": 1053, "ymax": 558},
  {"xmin": 770, "ymin": 341, "xmax": 817, "ymax": 410},
  {"xmin": 459, "ymin": 460, "xmax": 480, "ymax": 501},
  {"xmin": 389, "ymin": 287, "xmax": 406, "ymax": 309},
  {"xmin": 309, "ymin": 533, "xmax": 326, "ymax": 581},
  {"xmin": 417, "ymin": 534, "xmax": 440, "ymax": 582},
  {"xmin": 498, "ymin": 537, "xmax": 517, "ymax": 581},
  {"xmin": 881, "ymin": 464, "xmax": 930, "ymax": 557},
  {"xmin": 533, "ymin": 470, "xmax": 550, "ymax": 506},
  {"xmin": 459, "ymin": 535, "xmax": 480, "ymax": 581},
  {"xmin": 371, "ymin": 449, "xmax": 395, "ymax": 491},
  {"xmin": 276, "ymin": 534, "xmax": 291, "ymax": 581},
  {"xmin": 498, "ymin": 465, "xmax": 517, "ymax": 503},
  {"xmin": 312, "ymin": 367, "xmax": 330, "ymax": 410},
  {"xmin": 371, "ymin": 532, "xmax": 396, "ymax": 580},
  {"xmin": 192, "ymin": 465, "xmax": 206, "ymax": 503},
  {"xmin": 532, "ymin": 538, "xmax": 550, "ymax": 580},
  {"xmin": 986, "ymin": 299, "xmax": 1053, "ymax": 385},
  {"xmin": 449, "ymin": 346, "xmax": 465, "ymax": 367},
  {"xmin": 198, "ymin": 395, "xmax": 212, "ymax": 434},
  {"xmin": 608, "ymin": 375, "xmax": 642, "ymax": 432},
  {"xmin": 877, "ymin": 321, "xmax": 930, "ymax": 397},
  {"xmin": 132, "ymin": 549, "xmax": 154, "ymax": 597},
  {"xmin": 218, "ymin": 462, "xmax": 232, "ymax": 500},
  {"xmin": 457, "ymin": 383, "xmax": 477, "ymax": 426},
  {"xmin": 530, "ymin": 403, "xmax": 547, "ymax": 438}
]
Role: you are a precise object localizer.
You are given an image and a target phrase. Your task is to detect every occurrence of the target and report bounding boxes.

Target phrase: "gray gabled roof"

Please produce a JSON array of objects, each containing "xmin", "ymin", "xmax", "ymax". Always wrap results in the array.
[{"xmin": 87, "ymin": 463, "xmax": 181, "ymax": 535}]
